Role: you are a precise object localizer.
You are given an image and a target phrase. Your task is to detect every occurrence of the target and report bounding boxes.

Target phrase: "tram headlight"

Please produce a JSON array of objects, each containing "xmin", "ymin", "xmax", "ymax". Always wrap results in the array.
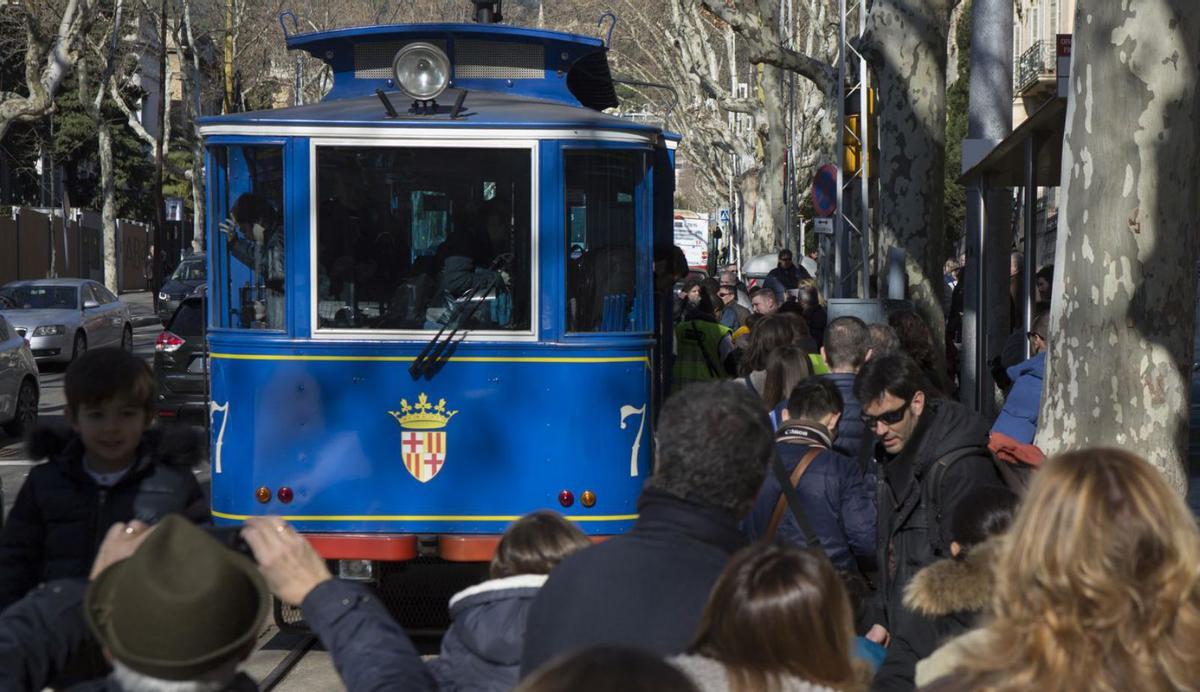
[{"xmin": 392, "ymin": 42, "xmax": 450, "ymax": 101}]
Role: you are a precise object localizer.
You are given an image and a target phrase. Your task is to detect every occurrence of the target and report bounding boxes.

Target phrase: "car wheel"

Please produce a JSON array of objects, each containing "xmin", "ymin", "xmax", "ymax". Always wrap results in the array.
[
  {"xmin": 71, "ymin": 331, "xmax": 87, "ymax": 361},
  {"xmin": 121, "ymin": 324, "xmax": 133, "ymax": 351},
  {"xmin": 2, "ymin": 378, "xmax": 37, "ymax": 438}
]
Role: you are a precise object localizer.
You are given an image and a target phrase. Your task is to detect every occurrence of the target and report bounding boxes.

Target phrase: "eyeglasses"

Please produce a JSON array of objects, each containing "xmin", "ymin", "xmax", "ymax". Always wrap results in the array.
[
  {"xmin": 861, "ymin": 399, "xmax": 913, "ymax": 428},
  {"xmin": 717, "ymin": 292, "xmax": 732, "ymax": 299}
]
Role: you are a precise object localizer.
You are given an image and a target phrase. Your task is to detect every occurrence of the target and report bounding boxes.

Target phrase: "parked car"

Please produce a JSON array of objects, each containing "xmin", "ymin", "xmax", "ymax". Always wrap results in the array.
[
  {"xmin": 157, "ymin": 253, "xmax": 207, "ymax": 322},
  {"xmin": 155, "ymin": 295, "xmax": 207, "ymax": 424},
  {"xmin": 0, "ymin": 312, "xmax": 38, "ymax": 438},
  {"xmin": 0, "ymin": 279, "xmax": 133, "ymax": 364}
]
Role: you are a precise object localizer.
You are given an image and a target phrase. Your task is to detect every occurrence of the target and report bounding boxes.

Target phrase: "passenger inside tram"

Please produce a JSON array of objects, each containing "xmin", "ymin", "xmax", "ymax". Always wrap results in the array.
[{"xmin": 220, "ymin": 192, "xmax": 285, "ymax": 330}]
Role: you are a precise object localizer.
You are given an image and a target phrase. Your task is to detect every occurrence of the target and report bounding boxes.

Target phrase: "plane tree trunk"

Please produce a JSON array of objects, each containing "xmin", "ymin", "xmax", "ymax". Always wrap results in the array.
[
  {"xmin": 1034, "ymin": 1, "xmax": 1200, "ymax": 493},
  {"xmin": 864, "ymin": 0, "xmax": 954, "ymax": 350}
]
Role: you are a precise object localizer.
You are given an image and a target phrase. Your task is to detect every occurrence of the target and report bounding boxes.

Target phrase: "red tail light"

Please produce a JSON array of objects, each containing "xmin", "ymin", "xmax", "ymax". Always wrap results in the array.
[{"xmin": 155, "ymin": 331, "xmax": 185, "ymax": 353}]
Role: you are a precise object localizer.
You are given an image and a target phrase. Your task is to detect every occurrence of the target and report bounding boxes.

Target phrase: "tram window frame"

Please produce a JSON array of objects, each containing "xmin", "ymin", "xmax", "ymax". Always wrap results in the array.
[
  {"xmin": 563, "ymin": 148, "xmax": 650, "ymax": 334},
  {"xmin": 308, "ymin": 139, "xmax": 539, "ymax": 342},
  {"xmin": 208, "ymin": 143, "xmax": 287, "ymax": 332}
]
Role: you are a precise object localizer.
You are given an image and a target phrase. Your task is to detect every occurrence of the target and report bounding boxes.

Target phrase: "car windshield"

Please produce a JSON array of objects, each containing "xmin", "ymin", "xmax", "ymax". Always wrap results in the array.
[
  {"xmin": 171, "ymin": 260, "xmax": 206, "ymax": 282},
  {"xmin": 1, "ymin": 285, "xmax": 78, "ymax": 310}
]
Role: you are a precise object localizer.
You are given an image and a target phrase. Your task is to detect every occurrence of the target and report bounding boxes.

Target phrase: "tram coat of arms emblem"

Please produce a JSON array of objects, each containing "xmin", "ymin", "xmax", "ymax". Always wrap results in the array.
[{"xmin": 388, "ymin": 393, "xmax": 457, "ymax": 483}]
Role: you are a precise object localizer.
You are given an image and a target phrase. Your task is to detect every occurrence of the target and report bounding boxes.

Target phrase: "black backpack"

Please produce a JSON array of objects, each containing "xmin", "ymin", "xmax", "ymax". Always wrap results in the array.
[{"xmin": 923, "ymin": 446, "xmax": 1034, "ymax": 554}]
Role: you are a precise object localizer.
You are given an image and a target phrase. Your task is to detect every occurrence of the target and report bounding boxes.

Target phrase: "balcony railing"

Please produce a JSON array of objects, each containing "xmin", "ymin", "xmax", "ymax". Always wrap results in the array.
[{"xmin": 1015, "ymin": 39, "xmax": 1056, "ymax": 94}]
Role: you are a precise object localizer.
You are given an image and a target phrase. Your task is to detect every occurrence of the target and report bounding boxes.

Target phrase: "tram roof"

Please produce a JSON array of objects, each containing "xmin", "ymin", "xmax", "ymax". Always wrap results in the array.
[
  {"xmin": 271, "ymin": 21, "xmax": 621, "ymax": 111},
  {"xmin": 198, "ymin": 88, "xmax": 668, "ymax": 139}
]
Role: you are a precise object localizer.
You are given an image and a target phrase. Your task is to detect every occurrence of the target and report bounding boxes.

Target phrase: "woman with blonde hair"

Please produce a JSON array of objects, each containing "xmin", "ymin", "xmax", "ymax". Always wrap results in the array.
[
  {"xmin": 673, "ymin": 543, "xmax": 868, "ymax": 691},
  {"xmin": 925, "ymin": 448, "xmax": 1200, "ymax": 691}
]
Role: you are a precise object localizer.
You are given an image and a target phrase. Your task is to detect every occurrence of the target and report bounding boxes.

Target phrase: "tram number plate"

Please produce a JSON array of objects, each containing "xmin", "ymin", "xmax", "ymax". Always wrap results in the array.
[{"xmin": 187, "ymin": 355, "xmax": 208, "ymax": 373}]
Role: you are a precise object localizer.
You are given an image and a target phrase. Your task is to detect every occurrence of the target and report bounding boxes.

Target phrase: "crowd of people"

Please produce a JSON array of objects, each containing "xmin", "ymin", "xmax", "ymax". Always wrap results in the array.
[{"xmin": 0, "ymin": 249, "xmax": 1197, "ymax": 691}]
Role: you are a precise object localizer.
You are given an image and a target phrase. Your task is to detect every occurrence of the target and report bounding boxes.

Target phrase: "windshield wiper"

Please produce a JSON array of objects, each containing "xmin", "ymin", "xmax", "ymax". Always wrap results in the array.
[{"xmin": 410, "ymin": 254, "xmax": 512, "ymax": 379}]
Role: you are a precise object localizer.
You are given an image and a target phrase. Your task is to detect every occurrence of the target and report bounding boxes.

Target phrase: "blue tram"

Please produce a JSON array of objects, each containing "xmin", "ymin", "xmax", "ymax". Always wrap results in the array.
[{"xmin": 199, "ymin": 10, "xmax": 677, "ymax": 563}]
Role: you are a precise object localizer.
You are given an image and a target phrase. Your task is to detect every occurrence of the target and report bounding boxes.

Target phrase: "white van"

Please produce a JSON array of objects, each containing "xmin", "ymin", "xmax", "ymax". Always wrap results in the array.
[{"xmin": 673, "ymin": 211, "xmax": 709, "ymax": 271}]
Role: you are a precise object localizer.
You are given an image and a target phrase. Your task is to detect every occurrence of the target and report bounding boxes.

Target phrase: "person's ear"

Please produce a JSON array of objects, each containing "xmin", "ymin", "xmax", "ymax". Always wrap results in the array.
[
  {"xmin": 911, "ymin": 390, "xmax": 926, "ymax": 416},
  {"xmin": 820, "ymin": 346, "xmax": 828, "ymax": 364},
  {"xmin": 950, "ymin": 541, "xmax": 962, "ymax": 558},
  {"xmin": 67, "ymin": 407, "xmax": 80, "ymax": 433},
  {"xmin": 864, "ymin": 347, "xmax": 874, "ymax": 362}
]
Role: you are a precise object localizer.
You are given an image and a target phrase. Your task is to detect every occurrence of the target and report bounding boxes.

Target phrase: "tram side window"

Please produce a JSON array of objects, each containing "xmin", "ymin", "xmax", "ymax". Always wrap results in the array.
[
  {"xmin": 565, "ymin": 150, "xmax": 643, "ymax": 332},
  {"xmin": 212, "ymin": 145, "xmax": 285, "ymax": 330},
  {"xmin": 314, "ymin": 147, "xmax": 532, "ymax": 332}
]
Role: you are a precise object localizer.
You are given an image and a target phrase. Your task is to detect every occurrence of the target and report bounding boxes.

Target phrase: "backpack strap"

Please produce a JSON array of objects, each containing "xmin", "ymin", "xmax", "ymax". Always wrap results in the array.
[
  {"xmin": 921, "ymin": 446, "xmax": 991, "ymax": 556},
  {"xmin": 767, "ymin": 448, "xmax": 823, "ymax": 545}
]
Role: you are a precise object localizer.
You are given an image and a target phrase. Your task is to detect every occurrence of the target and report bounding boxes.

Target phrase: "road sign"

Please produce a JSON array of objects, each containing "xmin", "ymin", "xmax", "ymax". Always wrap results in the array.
[
  {"xmin": 812, "ymin": 164, "xmax": 838, "ymax": 217},
  {"xmin": 813, "ymin": 217, "xmax": 834, "ymax": 235},
  {"xmin": 1056, "ymin": 34, "xmax": 1072, "ymax": 98},
  {"xmin": 719, "ymin": 208, "xmax": 730, "ymax": 225}
]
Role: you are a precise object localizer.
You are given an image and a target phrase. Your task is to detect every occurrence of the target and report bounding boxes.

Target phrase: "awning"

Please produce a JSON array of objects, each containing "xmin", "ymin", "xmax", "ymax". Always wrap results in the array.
[{"xmin": 958, "ymin": 97, "xmax": 1067, "ymax": 187}]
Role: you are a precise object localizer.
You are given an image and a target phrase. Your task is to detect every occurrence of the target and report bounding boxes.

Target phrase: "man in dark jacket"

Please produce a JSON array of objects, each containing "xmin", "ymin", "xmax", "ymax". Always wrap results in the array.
[
  {"xmin": 0, "ymin": 516, "xmax": 436, "ymax": 691},
  {"xmin": 766, "ymin": 248, "xmax": 811, "ymax": 290},
  {"xmin": 744, "ymin": 377, "xmax": 875, "ymax": 574},
  {"xmin": 821, "ymin": 316, "xmax": 872, "ymax": 463},
  {"xmin": 855, "ymin": 355, "xmax": 1006, "ymax": 692},
  {"xmin": 519, "ymin": 381, "xmax": 775, "ymax": 677}
]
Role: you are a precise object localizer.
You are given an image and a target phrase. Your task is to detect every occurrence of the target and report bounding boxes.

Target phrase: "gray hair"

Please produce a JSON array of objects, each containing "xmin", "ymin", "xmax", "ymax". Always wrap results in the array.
[{"xmin": 111, "ymin": 661, "xmax": 236, "ymax": 692}]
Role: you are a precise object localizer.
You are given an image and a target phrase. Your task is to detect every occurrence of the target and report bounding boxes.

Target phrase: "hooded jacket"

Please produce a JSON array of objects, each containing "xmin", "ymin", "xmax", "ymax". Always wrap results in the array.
[
  {"xmin": 520, "ymin": 489, "xmax": 747, "ymax": 677},
  {"xmin": 671, "ymin": 654, "xmax": 839, "ymax": 692},
  {"xmin": 903, "ymin": 540, "xmax": 999, "ymax": 688},
  {"xmin": 743, "ymin": 422, "xmax": 875, "ymax": 575},
  {"xmin": 428, "ymin": 574, "xmax": 547, "ymax": 691},
  {"xmin": 0, "ymin": 426, "xmax": 208, "ymax": 611},
  {"xmin": 870, "ymin": 399, "xmax": 1004, "ymax": 692},
  {"xmin": 990, "ymin": 352, "xmax": 1046, "ymax": 445}
]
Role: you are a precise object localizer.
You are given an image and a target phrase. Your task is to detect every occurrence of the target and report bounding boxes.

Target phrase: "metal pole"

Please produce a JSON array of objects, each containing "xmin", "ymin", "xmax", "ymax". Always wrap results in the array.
[
  {"xmin": 1022, "ymin": 134, "xmax": 1038, "ymax": 359},
  {"xmin": 833, "ymin": 0, "xmax": 847, "ymax": 299},
  {"xmin": 974, "ymin": 178, "xmax": 988, "ymax": 409},
  {"xmin": 958, "ymin": 0, "xmax": 1013, "ymax": 409},
  {"xmin": 153, "ymin": 0, "xmax": 167, "ymax": 310},
  {"xmin": 857, "ymin": 0, "xmax": 870, "ymax": 299}
]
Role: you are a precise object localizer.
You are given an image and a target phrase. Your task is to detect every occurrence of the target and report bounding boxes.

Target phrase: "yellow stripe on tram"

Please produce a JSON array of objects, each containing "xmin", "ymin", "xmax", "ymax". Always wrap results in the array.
[
  {"xmin": 211, "ymin": 509, "xmax": 639, "ymax": 523},
  {"xmin": 210, "ymin": 352, "xmax": 648, "ymax": 365}
]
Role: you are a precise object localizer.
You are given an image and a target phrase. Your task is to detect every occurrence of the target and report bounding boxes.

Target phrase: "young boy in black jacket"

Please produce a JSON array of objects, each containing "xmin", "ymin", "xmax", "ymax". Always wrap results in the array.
[{"xmin": 0, "ymin": 347, "xmax": 208, "ymax": 612}]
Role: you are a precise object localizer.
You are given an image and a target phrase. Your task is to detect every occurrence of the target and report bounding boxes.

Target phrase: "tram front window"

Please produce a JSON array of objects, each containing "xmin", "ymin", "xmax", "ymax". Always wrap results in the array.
[
  {"xmin": 315, "ymin": 147, "xmax": 532, "ymax": 332},
  {"xmin": 565, "ymin": 150, "xmax": 643, "ymax": 332}
]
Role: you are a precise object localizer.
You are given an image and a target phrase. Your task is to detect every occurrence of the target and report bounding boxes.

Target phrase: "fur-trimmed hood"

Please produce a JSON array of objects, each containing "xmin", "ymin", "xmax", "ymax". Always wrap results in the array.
[
  {"xmin": 903, "ymin": 537, "xmax": 1000, "ymax": 617},
  {"xmin": 27, "ymin": 423, "xmax": 207, "ymax": 472}
]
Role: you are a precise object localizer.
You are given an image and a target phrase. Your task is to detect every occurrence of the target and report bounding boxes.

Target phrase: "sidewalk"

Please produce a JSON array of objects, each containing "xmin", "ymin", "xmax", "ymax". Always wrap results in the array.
[{"xmin": 119, "ymin": 290, "xmax": 165, "ymax": 328}]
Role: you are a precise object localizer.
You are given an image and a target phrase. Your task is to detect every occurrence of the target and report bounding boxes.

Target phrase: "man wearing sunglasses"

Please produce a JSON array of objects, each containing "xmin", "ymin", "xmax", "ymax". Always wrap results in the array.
[{"xmin": 855, "ymin": 354, "xmax": 1005, "ymax": 691}]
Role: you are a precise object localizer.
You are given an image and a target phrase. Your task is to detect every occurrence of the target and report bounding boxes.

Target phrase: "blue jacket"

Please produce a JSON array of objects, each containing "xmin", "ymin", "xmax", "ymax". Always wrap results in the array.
[
  {"xmin": 428, "ymin": 574, "xmax": 546, "ymax": 691},
  {"xmin": 743, "ymin": 423, "xmax": 876, "ymax": 574},
  {"xmin": 991, "ymin": 351, "xmax": 1046, "ymax": 444},
  {"xmin": 824, "ymin": 373, "xmax": 868, "ymax": 462}
]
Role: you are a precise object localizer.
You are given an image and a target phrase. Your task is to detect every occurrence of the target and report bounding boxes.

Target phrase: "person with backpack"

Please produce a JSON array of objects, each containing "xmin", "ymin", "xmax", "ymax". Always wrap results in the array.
[{"xmin": 853, "ymin": 354, "xmax": 1008, "ymax": 691}]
